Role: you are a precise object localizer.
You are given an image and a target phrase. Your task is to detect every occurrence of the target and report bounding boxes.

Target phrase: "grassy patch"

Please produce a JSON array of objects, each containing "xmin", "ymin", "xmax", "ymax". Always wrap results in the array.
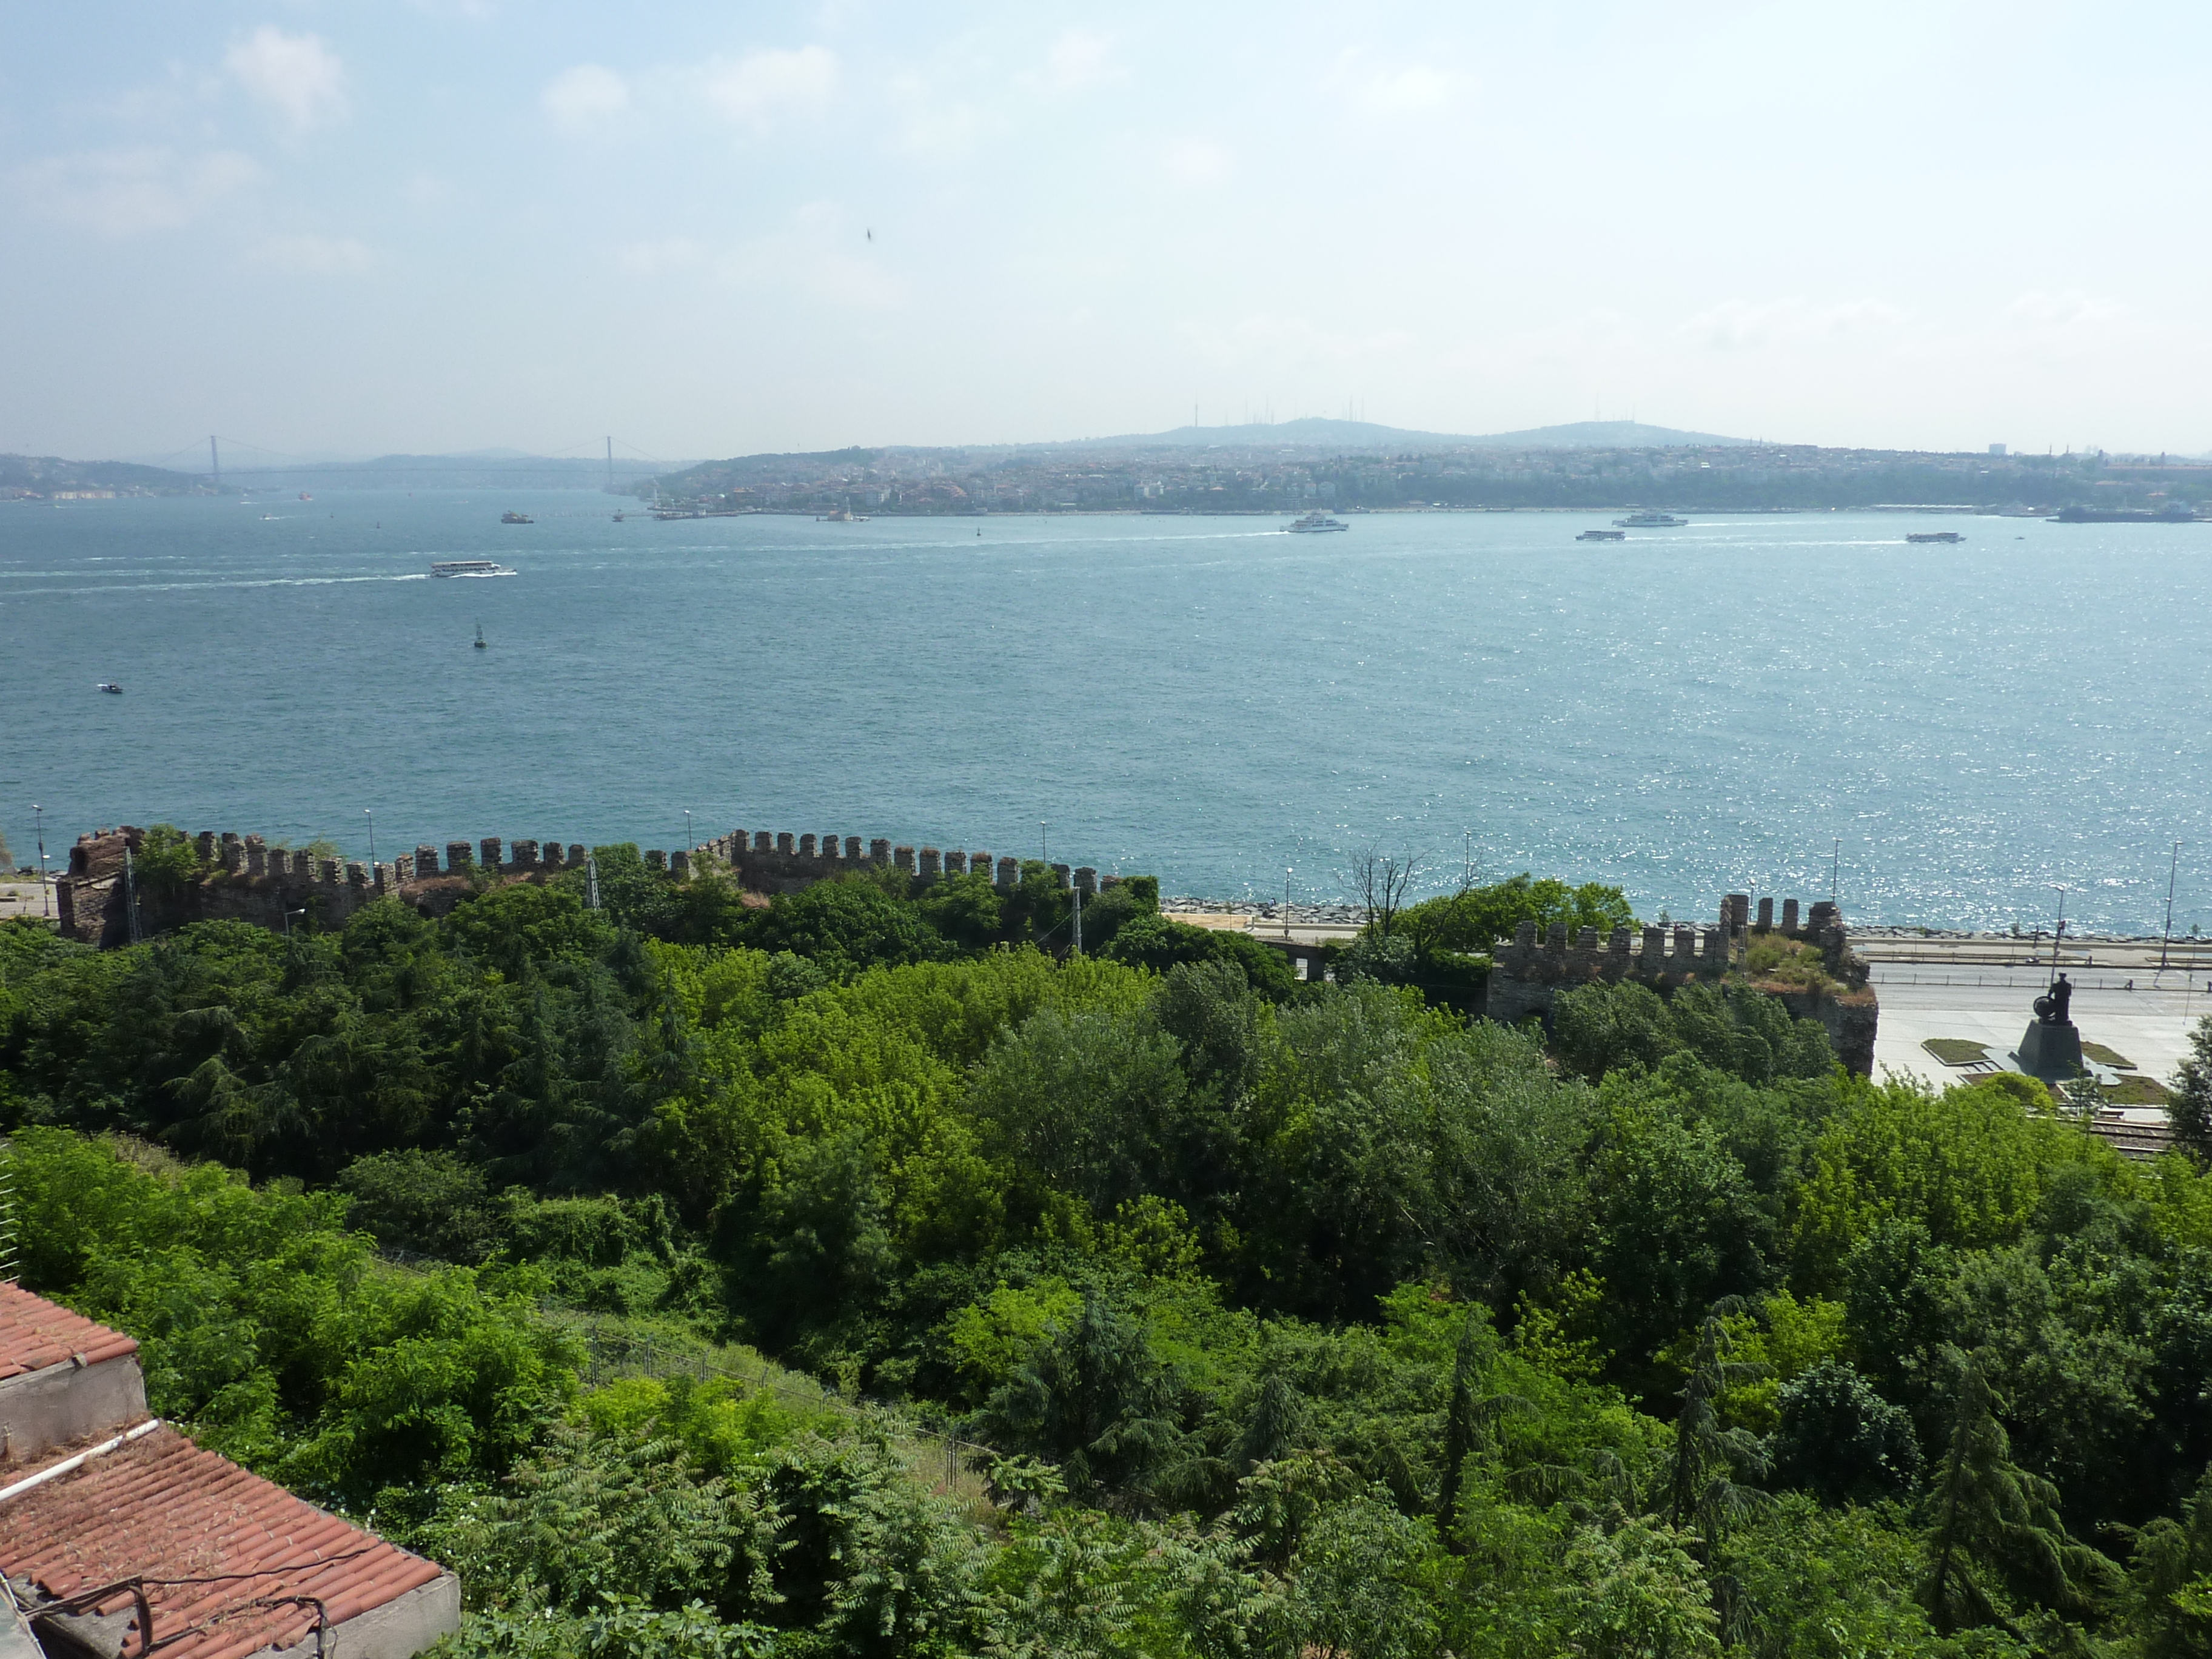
[
  {"xmin": 2082, "ymin": 1041, "xmax": 2136, "ymax": 1068},
  {"xmin": 1745, "ymin": 933, "xmax": 1840, "ymax": 994},
  {"xmin": 2102, "ymin": 1074, "xmax": 2171, "ymax": 1105},
  {"xmin": 1922, "ymin": 1037, "xmax": 1993, "ymax": 1066}
]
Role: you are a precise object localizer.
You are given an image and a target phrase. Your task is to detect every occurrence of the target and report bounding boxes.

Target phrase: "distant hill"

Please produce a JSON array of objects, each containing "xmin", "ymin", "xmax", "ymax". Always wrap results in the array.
[
  {"xmin": 207, "ymin": 452, "xmax": 696, "ymax": 491},
  {"xmin": 1050, "ymin": 417, "xmax": 1750, "ymax": 451},
  {"xmin": 0, "ymin": 454, "xmax": 205, "ymax": 495}
]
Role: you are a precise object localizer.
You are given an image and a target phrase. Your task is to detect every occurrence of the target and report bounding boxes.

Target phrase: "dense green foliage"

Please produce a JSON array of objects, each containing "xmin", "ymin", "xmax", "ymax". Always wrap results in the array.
[{"xmin": 8, "ymin": 853, "xmax": 2212, "ymax": 1658}]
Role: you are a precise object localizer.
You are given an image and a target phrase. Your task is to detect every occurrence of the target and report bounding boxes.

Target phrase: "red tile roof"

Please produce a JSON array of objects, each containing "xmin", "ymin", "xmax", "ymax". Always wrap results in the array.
[
  {"xmin": 0, "ymin": 1282, "xmax": 138, "ymax": 1381},
  {"xmin": 0, "ymin": 1424, "xmax": 448, "ymax": 1659}
]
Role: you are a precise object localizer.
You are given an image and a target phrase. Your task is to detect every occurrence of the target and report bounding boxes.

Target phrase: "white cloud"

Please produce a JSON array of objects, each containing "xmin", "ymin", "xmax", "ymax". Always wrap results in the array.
[
  {"xmin": 12, "ymin": 147, "xmax": 260, "ymax": 236},
  {"xmin": 250, "ymin": 233, "xmax": 375, "ymax": 273},
  {"xmin": 2005, "ymin": 290, "xmax": 2125, "ymax": 329},
  {"xmin": 701, "ymin": 46, "xmax": 837, "ymax": 129},
  {"xmin": 541, "ymin": 64, "xmax": 630, "ymax": 130},
  {"xmin": 1326, "ymin": 52, "xmax": 1469, "ymax": 115},
  {"xmin": 715, "ymin": 203, "xmax": 903, "ymax": 309},
  {"xmin": 226, "ymin": 27, "xmax": 350, "ymax": 133},
  {"xmin": 1162, "ymin": 139, "xmax": 1234, "ymax": 188},
  {"xmin": 1043, "ymin": 30, "xmax": 1118, "ymax": 90},
  {"xmin": 617, "ymin": 237, "xmax": 702, "ymax": 276},
  {"xmin": 1679, "ymin": 297, "xmax": 1903, "ymax": 350}
]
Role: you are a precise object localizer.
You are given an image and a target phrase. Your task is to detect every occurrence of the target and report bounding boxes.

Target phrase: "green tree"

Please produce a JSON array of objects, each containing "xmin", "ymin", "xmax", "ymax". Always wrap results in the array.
[
  {"xmin": 1771, "ymin": 1359, "xmax": 1922, "ymax": 1506},
  {"xmin": 1658, "ymin": 1305, "xmax": 1771, "ymax": 1556},
  {"xmin": 2170, "ymin": 1016, "xmax": 2212, "ymax": 1167},
  {"xmin": 1923, "ymin": 1348, "xmax": 2119, "ymax": 1638}
]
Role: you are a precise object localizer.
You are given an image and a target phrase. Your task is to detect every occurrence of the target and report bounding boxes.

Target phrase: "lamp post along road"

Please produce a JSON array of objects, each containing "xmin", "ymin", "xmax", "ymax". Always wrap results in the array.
[
  {"xmin": 33, "ymin": 804, "xmax": 49, "ymax": 919},
  {"xmin": 2162, "ymin": 842, "xmax": 2182, "ymax": 971}
]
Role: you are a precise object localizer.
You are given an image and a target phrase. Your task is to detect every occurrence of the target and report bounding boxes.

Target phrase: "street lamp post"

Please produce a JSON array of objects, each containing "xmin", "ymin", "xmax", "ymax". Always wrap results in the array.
[
  {"xmin": 1285, "ymin": 867, "xmax": 1293, "ymax": 937},
  {"xmin": 364, "ymin": 809, "xmax": 375, "ymax": 870},
  {"xmin": 684, "ymin": 809, "xmax": 692, "ymax": 851},
  {"xmin": 32, "ymin": 803, "xmax": 48, "ymax": 919},
  {"xmin": 2162, "ymin": 841, "xmax": 2182, "ymax": 972},
  {"xmin": 1040, "ymin": 822, "xmax": 1048, "ymax": 864},
  {"xmin": 2051, "ymin": 887, "xmax": 2068, "ymax": 971}
]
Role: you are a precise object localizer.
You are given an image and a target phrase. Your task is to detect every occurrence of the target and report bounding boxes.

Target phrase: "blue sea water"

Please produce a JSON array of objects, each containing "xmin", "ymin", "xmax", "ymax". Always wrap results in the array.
[{"xmin": 3, "ymin": 492, "xmax": 2208, "ymax": 934}]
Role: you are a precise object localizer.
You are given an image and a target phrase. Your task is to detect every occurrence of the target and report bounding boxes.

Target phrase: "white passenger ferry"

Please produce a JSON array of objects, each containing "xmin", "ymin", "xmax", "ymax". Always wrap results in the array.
[{"xmin": 430, "ymin": 560, "xmax": 517, "ymax": 578}]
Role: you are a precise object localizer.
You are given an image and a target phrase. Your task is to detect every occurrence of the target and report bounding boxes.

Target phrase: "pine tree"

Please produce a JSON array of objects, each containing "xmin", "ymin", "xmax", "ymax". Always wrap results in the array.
[
  {"xmin": 1659, "ymin": 1303, "xmax": 1771, "ymax": 1554},
  {"xmin": 1924, "ymin": 1347, "xmax": 2119, "ymax": 1637}
]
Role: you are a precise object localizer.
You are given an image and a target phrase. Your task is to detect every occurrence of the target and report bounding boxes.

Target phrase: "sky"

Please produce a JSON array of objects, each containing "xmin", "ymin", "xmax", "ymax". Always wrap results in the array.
[{"xmin": 4, "ymin": 1, "xmax": 2208, "ymax": 463}]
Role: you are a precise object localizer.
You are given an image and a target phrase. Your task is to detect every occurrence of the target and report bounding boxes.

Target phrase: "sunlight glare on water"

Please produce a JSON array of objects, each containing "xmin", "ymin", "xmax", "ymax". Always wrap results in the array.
[{"xmin": 4, "ymin": 494, "xmax": 2207, "ymax": 933}]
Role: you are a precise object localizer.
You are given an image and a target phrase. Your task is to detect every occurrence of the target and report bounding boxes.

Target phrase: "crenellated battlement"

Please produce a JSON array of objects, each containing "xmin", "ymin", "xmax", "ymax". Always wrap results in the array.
[
  {"xmin": 53, "ymin": 819, "xmax": 1116, "ymax": 947},
  {"xmin": 1484, "ymin": 891, "xmax": 1876, "ymax": 1072},
  {"xmin": 692, "ymin": 826, "xmax": 1101, "ymax": 898}
]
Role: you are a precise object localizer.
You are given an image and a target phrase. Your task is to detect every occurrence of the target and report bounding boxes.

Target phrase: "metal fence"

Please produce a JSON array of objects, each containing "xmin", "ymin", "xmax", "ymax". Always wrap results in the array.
[{"xmin": 1871, "ymin": 968, "xmax": 2212, "ymax": 993}]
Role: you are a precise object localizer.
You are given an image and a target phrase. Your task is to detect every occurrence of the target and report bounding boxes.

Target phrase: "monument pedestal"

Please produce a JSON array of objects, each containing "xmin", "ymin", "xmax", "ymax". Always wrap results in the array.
[{"xmin": 2017, "ymin": 1019, "xmax": 2083, "ymax": 1079}]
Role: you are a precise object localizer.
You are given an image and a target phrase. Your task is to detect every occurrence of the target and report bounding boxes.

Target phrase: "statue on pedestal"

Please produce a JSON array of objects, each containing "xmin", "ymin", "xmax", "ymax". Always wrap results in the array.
[
  {"xmin": 2033, "ymin": 973, "xmax": 2073, "ymax": 1026},
  {"xmin": 2017, "ymin": 972, "xmax": 2083, "ymax": 1079}
]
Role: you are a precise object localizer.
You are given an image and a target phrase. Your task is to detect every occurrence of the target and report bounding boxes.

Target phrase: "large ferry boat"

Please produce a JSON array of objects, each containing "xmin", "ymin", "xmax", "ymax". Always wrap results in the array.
[
  {"xmin": 431, "ymin": 560, "xmax": 517, "ymax": 578},
  {"xmin": 1905, "ymin": 531, "xmax": 1964, "ymax": 543},
  {"xmin": 1285, "ymin": 511, "xmax": 1349, "ymax": 533},
  {"xmin": 500, "ymin": 511, "xmax": 534, "ymax": 525},
  {"xmin": 1577, "ymin": 529, "xmax": 1626, "ymax": 541},
  {"xmin": 1613, "ymin": 511, "xmax": 1687, "ymax": 528}
]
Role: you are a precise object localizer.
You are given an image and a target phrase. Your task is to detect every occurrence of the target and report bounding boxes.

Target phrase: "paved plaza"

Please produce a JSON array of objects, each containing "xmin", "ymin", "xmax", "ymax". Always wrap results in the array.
[{"xmin": 1869, "ymin": 962, "xmax": 2208, "ymax": 1090}]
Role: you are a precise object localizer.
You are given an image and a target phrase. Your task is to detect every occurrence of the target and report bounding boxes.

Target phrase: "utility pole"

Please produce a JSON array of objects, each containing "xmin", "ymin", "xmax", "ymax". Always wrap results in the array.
[
  {"xmin": 1039, "ymin": 822, "xmax": 1047, "ymax": 864},
  {"xmin": 123, "ymin": 845, "xmax": 141, "ymax": 944},
  {"xmin": 32, "ymin": 805, "xmax": 47, "ymax": 919},
  {"xmin": 1072, "ymin": 882, "xmax": 1082, "ymax": 954},
  {"xmin": 1831, "ymin": 839, "xmax": 1839, "ymax": 903},
  {"xmin": 2162, "ymin": 841, "xmax": 2182, "ymax": 971},
  {"xmin": 684, "ymin": 809, "xmax": 692, "ymax": 851},
  {"xmin": 364, "ymin": 808, "xmax": 375, "ymax": 869},
  {"xmin": 1285, "ymin": 866, "xmax": 1293, "ymax": 937}
]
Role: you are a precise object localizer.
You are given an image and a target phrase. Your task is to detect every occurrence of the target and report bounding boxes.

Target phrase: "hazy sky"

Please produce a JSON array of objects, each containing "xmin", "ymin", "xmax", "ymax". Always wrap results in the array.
[{"xmin": 5, "ymin": 2, "xmax": 2206, "ymax": 461}]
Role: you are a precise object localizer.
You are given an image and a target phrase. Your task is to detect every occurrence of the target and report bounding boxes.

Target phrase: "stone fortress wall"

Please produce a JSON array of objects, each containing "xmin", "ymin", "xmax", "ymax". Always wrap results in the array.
[
  {"xmin": 694, "ymin": 829, "xmax": 1107, "ymax": 899},
  {"xmin": 50, "ymin": 825, "xmax": 1876, "ymax": 1071},
  {"xmin": 1484, "ymin": 892, "xmax": 1879, "ymax": 1073},
  {"xmin": 52, "ymin": 822, "xmax": 1114, "ymax": 948}
]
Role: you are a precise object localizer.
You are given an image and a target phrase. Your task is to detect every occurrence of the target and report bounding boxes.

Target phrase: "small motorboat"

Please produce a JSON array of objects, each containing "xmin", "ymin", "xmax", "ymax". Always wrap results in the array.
[{"xmin": 96, "ymin": 682, "xmax": 123, "ymax": 694}]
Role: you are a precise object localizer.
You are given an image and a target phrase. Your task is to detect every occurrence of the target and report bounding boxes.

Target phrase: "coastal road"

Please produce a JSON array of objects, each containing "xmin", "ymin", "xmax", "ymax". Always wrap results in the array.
[{"xmin": 0, "ymin": 881, "xmax": 53, "ymax": 922}]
